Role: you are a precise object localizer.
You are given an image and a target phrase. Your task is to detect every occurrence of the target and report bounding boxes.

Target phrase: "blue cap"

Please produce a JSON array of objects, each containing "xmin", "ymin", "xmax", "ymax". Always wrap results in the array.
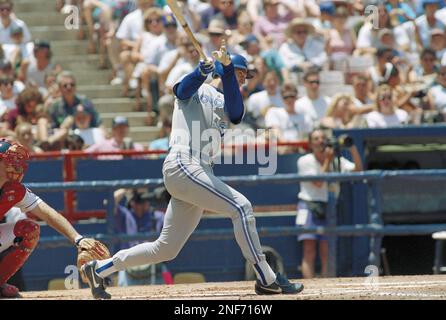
[
  {"xmin": 112, "ymin": 116, "xmax": 129, "ymax": 127},
  {"xmin": 320, "ymin": 1, "xmax": 335, "ymax": 15},
  {"xmin": 214, "ymin": 54, "xmax": 255, "ymax": 79},
  {"xmin": 423, "ymin": 0, "xmax": 440, "ymax": 7},
  {"xmin": 241, "ymin": 34, "xmax": 259, "ymax": 45},
  {"xmin": 162, "ymin": 14, "xmax": 177, "ymax": 27}
]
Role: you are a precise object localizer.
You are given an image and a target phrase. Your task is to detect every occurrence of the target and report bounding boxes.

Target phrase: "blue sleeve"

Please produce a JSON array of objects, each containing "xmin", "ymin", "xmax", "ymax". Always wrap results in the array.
[
  {"xmin": 221, "ymin": 63, "xmax": 244, "ymax": 124},
  {"xmin": 173, "ymin": 67, "xmax": 207, "ymax": 100}
]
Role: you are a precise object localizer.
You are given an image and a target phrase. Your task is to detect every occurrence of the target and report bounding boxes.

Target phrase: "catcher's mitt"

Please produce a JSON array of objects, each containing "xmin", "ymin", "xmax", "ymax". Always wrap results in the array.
[{"xmin": 76, "ymin": 238, "xmax": 111, "ymax": 283}]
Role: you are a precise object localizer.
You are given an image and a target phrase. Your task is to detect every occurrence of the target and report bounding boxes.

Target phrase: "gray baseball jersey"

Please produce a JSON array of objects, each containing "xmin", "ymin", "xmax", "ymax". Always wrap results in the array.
[
  {"xmin": 110, "ymin": 78, "xmax": 276, "ymax": 287},
  {"xmin": 169, "ymin": 82, "xmax": 229, "ymax": 162}
]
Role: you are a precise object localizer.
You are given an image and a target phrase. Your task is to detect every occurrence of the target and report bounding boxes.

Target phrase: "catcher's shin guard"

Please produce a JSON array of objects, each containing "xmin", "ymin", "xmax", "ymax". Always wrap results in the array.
[{"xmin": 0, "ymin": 219, "xmax": 40, "ymax": 285}]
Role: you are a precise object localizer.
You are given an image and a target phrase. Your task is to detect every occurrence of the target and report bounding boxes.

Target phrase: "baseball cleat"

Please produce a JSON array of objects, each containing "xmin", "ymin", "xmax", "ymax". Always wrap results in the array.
[
  {"xmin": 255, "ymin": 273, "xmax": 304, "ymax": 295},
  {"xmin": 80, "ymin": 260, "xmax": 111, "ymax": 300}
]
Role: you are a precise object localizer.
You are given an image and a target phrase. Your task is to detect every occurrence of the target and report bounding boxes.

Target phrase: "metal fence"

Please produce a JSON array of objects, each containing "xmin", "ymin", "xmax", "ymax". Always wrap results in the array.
[{"xmin": 29, "ymin": 169, "xmax": 446, "ymax": 277}]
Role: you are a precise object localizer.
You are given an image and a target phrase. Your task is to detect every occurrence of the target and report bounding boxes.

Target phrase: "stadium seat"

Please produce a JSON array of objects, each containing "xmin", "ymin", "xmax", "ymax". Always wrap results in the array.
[
  {"xmin": 432, "ymin": 232, "xmax": 446, "ymax": 274},
  {"xmin": 320, "ymin": 71, "xmax": 345, "ymax": 85},
  {"xmin": 173, "ymin": 272, "xmax": 206, "ymax": 284}
]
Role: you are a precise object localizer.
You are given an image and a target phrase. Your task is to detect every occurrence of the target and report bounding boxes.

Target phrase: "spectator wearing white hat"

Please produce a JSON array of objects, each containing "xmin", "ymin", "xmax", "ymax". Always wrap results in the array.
[
  {"xmin": 278, "ymin": 18, "xmax": 327, "ymax": 73},
  {"xmin": 430, "ymin": 28, "xmax": 446, "ymax": 60},
  {"xmin": 203, "ymin": 19, "xmax": 234, "ymax": 58}
]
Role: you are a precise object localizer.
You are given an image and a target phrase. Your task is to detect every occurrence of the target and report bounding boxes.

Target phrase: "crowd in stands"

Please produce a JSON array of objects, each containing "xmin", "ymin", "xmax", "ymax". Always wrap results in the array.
[{"xmin": 2, "ymin": 0, "xmax": 446, "ymax": 155}]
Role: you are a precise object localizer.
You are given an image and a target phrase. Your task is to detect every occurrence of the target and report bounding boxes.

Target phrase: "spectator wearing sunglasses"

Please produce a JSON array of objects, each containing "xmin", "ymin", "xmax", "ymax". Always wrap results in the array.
[
  {"xmin": 0, "ymin": 60, "xmax": 24, "ymax": 96},
  {"xmin": 295, "ymin": 68, "xmax": 331, "ymax": 127},
  {"xmin": 265, "ymin": 83, "xmax": 312, "ymax": 142},
  {"xmin": 0, "ymin": 75, "xmax": 15, "ymax": 118},
  {"xmin": 0, "ymin": 0, "xmax": 31, "ymax": 45},
  {"xmin": 278, "ymin": 18, "xmax": 327, "ymax": 73},
  {"xmin": 365, "ymin": 84, "xmax": 409, "ymax": 128},
  {"xmin": 48, "ymin": 71, "xmax": 101, "ymax": 130}
]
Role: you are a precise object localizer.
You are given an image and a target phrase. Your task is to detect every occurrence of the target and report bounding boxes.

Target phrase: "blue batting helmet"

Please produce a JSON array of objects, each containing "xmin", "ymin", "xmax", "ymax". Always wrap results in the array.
[{"xmin": 213, "ymin": 54, "xmax": 255, "ymax": 79}]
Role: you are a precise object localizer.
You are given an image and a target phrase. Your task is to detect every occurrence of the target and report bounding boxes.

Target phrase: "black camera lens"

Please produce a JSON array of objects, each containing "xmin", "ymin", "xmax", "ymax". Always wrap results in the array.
[{"xmin": 339, "ymin": 135, "xmax": 354, "ymax": 148}]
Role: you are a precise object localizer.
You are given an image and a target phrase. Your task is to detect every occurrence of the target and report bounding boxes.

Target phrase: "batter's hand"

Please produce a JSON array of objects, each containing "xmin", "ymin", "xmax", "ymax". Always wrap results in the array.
[
  {"xmin": 199, "ymin": 59, "xmax": 215, "ymax": 76},
  {"xmin": 212, "ymin": 39, "xmax": 231, "ymax": 66}
]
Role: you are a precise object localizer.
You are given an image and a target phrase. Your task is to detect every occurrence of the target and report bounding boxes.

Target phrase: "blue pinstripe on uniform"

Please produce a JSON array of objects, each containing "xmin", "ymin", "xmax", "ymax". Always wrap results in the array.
[
  {"xmin": 175, "ymin": 153, "xmax": 262, "ymax": 266},
  {"xmin": 96, "ymin": 261, "xmax": 114, "ymax": 274},
  {"xmin": 175, "ymin": 153, "xmax": 268, "ymax": 284}
]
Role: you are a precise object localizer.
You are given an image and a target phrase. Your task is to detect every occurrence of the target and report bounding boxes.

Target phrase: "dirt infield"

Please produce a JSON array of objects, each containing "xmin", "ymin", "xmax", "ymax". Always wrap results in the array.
[{"xmin": 19, "ymin": 275, "xmax": 446, "ymax": 300}]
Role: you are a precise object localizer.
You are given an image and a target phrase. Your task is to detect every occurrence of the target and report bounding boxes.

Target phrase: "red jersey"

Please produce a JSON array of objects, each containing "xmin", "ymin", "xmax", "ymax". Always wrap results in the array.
[{"xmin": 0, "ymin": 182, "xmax": 42, "ymax": 221}]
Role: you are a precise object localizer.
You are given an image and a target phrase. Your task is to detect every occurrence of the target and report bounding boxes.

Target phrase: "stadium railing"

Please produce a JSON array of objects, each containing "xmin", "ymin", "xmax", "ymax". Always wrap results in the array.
[
  {"xmin": 29, "ymin": 141, "xmax": 309, "ymax": 222},
  {"xmin": 28, "ymin": 169, "xmax": 446, "ymax": 278}
]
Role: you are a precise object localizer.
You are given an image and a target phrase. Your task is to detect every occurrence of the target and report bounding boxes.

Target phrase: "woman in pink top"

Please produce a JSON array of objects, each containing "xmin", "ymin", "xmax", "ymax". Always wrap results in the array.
[
  {"xmin": 253, "ymin": 0, "xmax": 294, "ymax": 49},
  {"xmin": 325, "ymin": 6, "xmax": 355, "ymax": 65}
]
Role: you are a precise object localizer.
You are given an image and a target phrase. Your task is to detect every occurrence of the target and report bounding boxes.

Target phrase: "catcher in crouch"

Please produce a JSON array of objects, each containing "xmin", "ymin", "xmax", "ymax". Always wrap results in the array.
[{"xmin": 0, "ymin": 139, "xmax": 109, "ymax": 298}]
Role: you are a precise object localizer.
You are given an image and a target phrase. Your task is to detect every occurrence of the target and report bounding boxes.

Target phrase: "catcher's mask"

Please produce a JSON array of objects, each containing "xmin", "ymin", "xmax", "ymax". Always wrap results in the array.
[{"xmin": 0, "ymin": 139, "xmax": 29, "ymax": 182}]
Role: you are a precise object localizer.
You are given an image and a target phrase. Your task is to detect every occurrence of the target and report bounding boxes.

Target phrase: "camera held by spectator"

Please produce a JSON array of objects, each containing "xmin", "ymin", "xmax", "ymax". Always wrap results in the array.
[{"xmin": 323, "ymin": 134, "xmax": 354, "ymax": 151}]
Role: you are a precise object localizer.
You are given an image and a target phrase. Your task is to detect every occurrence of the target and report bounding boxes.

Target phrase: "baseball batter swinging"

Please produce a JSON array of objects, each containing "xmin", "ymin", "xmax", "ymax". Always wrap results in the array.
[{"xmin": 81, "ymin": 42, "xmax": 304, "ymax": 299}]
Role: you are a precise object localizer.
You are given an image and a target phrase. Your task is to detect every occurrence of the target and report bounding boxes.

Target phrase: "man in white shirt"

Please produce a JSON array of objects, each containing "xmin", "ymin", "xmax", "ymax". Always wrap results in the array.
[
  {"xmin": 164, "ymin": 41, "xmax": 201, "ymax": 93},
  {"xmin": 398, "ymin": 0, "xmax": 445, "ymax": 52},
  {"xmin": 0, "ymin": 60, "xmax": 24, "ymax": 96},
  {"xmin": 296, "ymin": 129, "xmax": 362, "ymax": 279},
  {"xmin": 247, "ymin": 70, "xmax": 285, "ymax": 128},
  {"xmin": 278, "ymin": 18, "xmax": 327, "ymax": 73},
  {"xmin": 18, "ymin": 40, "xmax": 58, "ymax": 90},
  {"xmin": 295, "ymin": 68, "xmax": 331, "ymax": 127},
  {"xmin": 0, "ymin": 74, "xmax": 15, "ymax": 114},
  {"xmin": 265, "ymin": 83, "xmax": 312, "ymax": 141},
  {"xmin": 116, "ymin": 0, "xmax": 154, "ymax": 96},
  {"xmin": 0, "ymin": 0, "xmax": 31, "ymax": 45}
]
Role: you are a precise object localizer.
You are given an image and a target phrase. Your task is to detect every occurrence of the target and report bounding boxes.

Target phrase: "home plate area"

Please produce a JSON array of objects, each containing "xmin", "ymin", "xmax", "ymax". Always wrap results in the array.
[{"xmin": 20, "ymin": 275, "xmax": 446, "ymax": 300}]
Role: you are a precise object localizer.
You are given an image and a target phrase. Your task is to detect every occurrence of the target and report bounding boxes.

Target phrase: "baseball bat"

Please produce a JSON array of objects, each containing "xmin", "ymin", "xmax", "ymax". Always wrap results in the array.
[{"xmin": 166, "ymin": 0, "xmax": 208, "ymax": 61}]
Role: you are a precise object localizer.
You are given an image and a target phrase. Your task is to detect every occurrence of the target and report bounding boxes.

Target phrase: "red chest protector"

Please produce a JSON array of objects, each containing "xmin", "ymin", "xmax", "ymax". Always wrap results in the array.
[{"xmin": 0, "ymin": 181, "xmax": 26, "ymax": 221}]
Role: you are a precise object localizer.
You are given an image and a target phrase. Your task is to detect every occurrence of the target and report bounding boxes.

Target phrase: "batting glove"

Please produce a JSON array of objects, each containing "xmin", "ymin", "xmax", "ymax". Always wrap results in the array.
[
  {"xmin": 212, "ymin": 39, "xmax": 231, "ymax": 66},
  {"xmin": 199, "ymin": 59, "xmax": 215, "ymax": 76}
]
